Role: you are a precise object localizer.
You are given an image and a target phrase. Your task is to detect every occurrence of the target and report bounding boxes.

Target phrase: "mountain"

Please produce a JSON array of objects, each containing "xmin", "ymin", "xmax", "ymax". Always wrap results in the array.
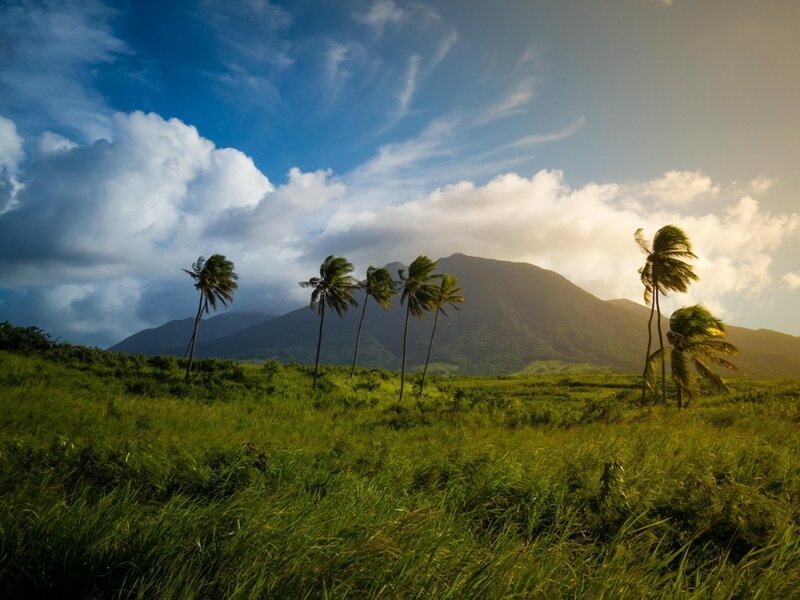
[
  {"xmin": 109, "ymin": 312, "xmax": 274, "ymax": 356},
  {"xmin": 113, "ymin": 254, "xmax": 800, "ymax": 378},
  {"xmin": 190, "ymin": 253, "xmax": 800, "ymax": 377}
]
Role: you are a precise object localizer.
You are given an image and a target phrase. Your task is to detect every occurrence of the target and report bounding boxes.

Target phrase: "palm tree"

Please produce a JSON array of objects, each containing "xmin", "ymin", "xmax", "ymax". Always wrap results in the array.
[
  {"xmin": 299, "ymin": 256, "xmax": 358, "ymax": 389},
  {"xmin": 646, "ymin": 305, "xmax": 741, "ymax": 408},
  {"xmin": 397, "ymin": 255, "xmax": 440, "ymax": 402},
  {"xmin": 419, "ymin": 274, "xmax": 464, "ymax": 396},
  {"xmin": 350, "ymin": 266, "xmax": 396, "ymax": 377},
  {"xmin": 635, "ymin": 225, "xmax": 698, "ymax": 403},
  {"xmin": 183, "ymin": 254, "xmax": 238, "ymax": 383}
]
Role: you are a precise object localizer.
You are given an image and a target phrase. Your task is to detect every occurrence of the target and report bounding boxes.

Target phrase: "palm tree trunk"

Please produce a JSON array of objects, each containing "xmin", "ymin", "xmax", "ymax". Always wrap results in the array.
[
  {"xmin": 640, "ymin": 294, "xmax": 656, "ymax": 405},
  {"xmin": 419, "ymin": 308, "xmax": 440, "ymax": 397},
  {"xmin": 399, "ymin": 303, "xmax": 411, "ymax": 403},
  {"xmin": 313, "ymin": 303, "xmax": 325, "ymax": 390},
  {"xmin": 349, "ymin": 297, "xmax": 369, "ymax": 378},
  {"xmin": 184, "ymin": 293, "xmax": 205, "ymax": 383},
  {"xmin": 655, "ymin": 289, "xmax": 666, "ymax": 404}
]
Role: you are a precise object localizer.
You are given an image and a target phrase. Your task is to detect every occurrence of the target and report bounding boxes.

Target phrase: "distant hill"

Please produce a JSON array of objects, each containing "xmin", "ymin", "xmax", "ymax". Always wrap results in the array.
[
  {"xmin": 112, "ymin": 254, "xmax": 800, "ymax": 378},
  {"xmin": 110, "ymin": 312, "xmax": 274, "ymax": 356}
]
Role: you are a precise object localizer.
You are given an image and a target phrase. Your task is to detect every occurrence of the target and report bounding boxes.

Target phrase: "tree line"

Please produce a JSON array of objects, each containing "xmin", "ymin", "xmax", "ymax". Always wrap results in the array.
[
  {"xmin": 183, "ymin": 254, "xmax": 463, "ymax": 402},
  {"xmin": 183, "ymin": 225, "xmax": 740, "ymax": 407}
]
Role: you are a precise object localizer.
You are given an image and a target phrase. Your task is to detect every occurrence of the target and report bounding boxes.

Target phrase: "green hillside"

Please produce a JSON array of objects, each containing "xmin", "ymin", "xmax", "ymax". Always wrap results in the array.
[
  {"xmin": 193, "ymin": 254, "xmax": 800, "ymax": 378},
  {"xmin": 1, "ymin": 332, "xmax": 799, "ymax": 597},
  {"xmin": 110, "ymin": 311, "xmax": 273, "ymax": 355}
]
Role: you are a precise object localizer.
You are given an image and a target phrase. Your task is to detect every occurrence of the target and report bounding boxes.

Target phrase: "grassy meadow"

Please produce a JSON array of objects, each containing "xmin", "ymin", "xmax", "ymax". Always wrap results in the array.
[{"xmin": 1, "ymin": 334, "xmax": 800, "ymax": 598}]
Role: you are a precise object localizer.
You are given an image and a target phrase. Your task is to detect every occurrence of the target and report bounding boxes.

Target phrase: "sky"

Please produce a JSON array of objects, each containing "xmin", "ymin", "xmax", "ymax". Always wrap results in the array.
[{"xmin": 0, "ymin": 0, "xmax": 799, "ymax": 347}]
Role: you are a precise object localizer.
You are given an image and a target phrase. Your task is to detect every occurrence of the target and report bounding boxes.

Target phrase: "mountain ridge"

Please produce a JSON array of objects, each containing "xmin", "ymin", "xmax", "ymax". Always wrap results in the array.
[{"xmin": 111, "ymin": 254, "xmax": 800, "ymax": 378}]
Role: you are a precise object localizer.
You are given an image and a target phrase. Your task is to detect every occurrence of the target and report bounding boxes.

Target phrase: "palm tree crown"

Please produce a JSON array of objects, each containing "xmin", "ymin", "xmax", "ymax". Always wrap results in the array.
[
  {"xmin": 362, "ymin": 266, "xmax": 396, "ymax": 309},
  {"xmin": 299, "ymin": 255, "xmax": 358, "ymax": 389},
  {"xmin": 399, "ymin": 255, "xmax": 441, "ymax": 317},
  {"xmin": 635, "ymin": 225, "xmax": 699, "ymax": 304},
  {"xmin": 647, "ymin": 305, "xmax": 741, "ymax": 408},
  {"xmin": 432, "ymin": 274, "xmax": 465, "ymax": 317},
  {"xmin": 300, "ymin": 255, "xmax": 359, "ymax": 316},
  {"xmin": 183, "ymin": 254, "xmax": 239, "ymax": 313}
]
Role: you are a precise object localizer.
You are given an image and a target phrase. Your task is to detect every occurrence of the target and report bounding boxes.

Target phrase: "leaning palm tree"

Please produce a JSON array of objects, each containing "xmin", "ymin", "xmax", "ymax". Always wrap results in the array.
[
  {"xmin": 350, "ymin": 266, "xmax": 396, "ymax": 377},
  {"xmin": 299, "ymin": 255, "xmax": 358, "ymax": 390},
  {"xmin": 183, "ymin": 254, "xmax": 238, "ymax": 383},
  {"xmin": 419, "ymin": 274, "xmax": 464, "ymax": 397},
  {"xmin": 646, "ymin": 305, "xmax": 741, "ymax": 408},
  {"xmin": 397, "ymin": 255, "xmax": 441, "ymax": 402},
  {"xmin": 635, "ymin": 225, "xmax": 698, "ymax": 403}
]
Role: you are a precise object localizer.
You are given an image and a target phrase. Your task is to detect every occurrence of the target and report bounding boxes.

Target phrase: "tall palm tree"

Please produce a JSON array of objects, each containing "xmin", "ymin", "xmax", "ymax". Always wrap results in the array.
[
  {"xmin": 350, "ymin": 266, "xmax": 396, "ymax": 377},
  {"xmin": 635, "ymin": 225, "xmax": 698, "ymax": 403},
  {"xmin": 646, "ymin": 305, "xmax": 741, "ymax": 408},
  {"xmin": 183, "ymin": 254, "xmax": 238, "ymax": 383},
  {"xmin": 397, "ymin": 255, "xmax": 440, "ymax": 403},
  {"xmin": 419, "ymin": 274, "xmax": 464, "ymax": 396},
  {"xmin": 299, "ymin": 255, "xmax": 358, "ymax": 389}
]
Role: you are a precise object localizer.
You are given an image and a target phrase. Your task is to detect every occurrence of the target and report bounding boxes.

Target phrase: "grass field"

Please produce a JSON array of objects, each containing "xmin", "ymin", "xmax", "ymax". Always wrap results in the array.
[{"xmin": 1, "ymin": 337, "xmax": 799, "ymax": 598}]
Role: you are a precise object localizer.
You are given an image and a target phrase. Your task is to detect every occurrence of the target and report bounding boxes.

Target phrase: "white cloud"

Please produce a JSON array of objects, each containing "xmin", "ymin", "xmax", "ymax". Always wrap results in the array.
[
  {"xmin": 478, "ymin": 80, "xmax": 536, "ymax": 125},
  {"xmin": 0, "ymin": 116, "xmax": 24, "ymax": 213},
  {"xmin": 0, "ymin": 1, "xmax": 126, "ymax": 141},
  {"xmin": 749, "ymin": 175, "xmax": 776, "ymax": 194},
  {"xmin": 0, "ymin": 111, "xmax": 273, "ymax": 286},
  {"xmin": 783, "ymin": 272, "xmax": 800, "ymax": 290},
  {"xmin": 639, "ymin": 170, "xmax": 720, "ymax": 206},
  {"xmin": 396, "ymin": 54, "xmax": 422, "ymax": 120},
  {"xmin": 350, "ymin": 118, "xmax": 455, "ymax": 186},
  {"xmin": 354, "ymin": 0, "xmax": 404, "ymax": 34},
  {"xmin": 501, "ymin": 116, "xmax": 586, "ymax": 149},
  {"xmin": 2, "ymin": 111, "xmax": 799, "ymax": 344},
  {"xmin": 38, "ymin": 131, "xmax": 78, "ymax": 154},
  {"xmin": 322, "ymin": 41, "xmax": 356, "ymax": 103},
  {"xmin": 432, "ymin": 29, "xmax": 459, "ymax": 65}
]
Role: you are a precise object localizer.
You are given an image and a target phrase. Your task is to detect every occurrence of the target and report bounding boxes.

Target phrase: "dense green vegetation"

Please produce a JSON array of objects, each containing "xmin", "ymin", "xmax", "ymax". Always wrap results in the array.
[{"xmin": 1, "ymin": 326, "xmax": 799, "ymax": 598}]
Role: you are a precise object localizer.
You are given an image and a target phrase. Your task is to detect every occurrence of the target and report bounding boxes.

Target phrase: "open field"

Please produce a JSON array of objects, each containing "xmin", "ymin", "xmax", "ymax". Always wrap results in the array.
[{"xmin": 1, "ymin": 343, "xmax": 799, "ymax": 598}]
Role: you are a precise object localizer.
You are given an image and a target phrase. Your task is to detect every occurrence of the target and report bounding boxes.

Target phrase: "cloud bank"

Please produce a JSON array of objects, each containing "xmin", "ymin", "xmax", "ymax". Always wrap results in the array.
[{"xmin": 1, "ymin": 111, "xmax": 798, "ymax": 345}]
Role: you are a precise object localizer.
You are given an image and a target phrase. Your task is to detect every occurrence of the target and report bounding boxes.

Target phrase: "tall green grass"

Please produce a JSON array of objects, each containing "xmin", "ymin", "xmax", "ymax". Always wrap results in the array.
[{"xmin": 1, "ymin": 344, "xmax": 799, "ymax": 598}]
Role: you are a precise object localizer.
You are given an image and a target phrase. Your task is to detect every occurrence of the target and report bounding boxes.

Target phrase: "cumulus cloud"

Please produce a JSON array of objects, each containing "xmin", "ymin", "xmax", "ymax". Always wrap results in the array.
[
  {"xmin": 638, "ymin": 170, "xmax": 720, "ymax": 206},
  {"xmin": 2, "ymin": 111, "xmax": 799, "ymax": 345},
  {"xmin": 38, "ymin": 131, "xmax": 78, "ymax": 154},
  {"xmin": 0, "ymin": 116, "xmax": 24, "ymax": 213},
  {"xmin": 0, "ymin": 111, "xmax": 272, "ymax": 287}
]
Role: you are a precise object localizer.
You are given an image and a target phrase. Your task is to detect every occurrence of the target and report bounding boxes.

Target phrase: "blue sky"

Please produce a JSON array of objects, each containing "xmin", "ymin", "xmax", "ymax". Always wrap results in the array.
[{"xmin": 1, "ymin": 0, "xmax": 799, "ymax": 346}]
